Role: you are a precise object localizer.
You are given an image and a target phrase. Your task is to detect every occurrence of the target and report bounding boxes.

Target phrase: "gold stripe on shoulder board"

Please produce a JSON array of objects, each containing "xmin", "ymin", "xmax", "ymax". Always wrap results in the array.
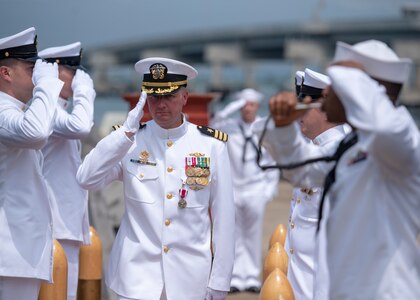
[{"xmin": 197, "ymin": 125, "xmax": 228, "ymax": 142}]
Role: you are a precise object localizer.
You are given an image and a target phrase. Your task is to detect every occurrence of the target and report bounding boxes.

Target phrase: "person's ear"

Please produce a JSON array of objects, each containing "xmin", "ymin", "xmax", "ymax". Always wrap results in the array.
[
  {"xmin": 0, "ymin": 65, "xmax": 12, "ymax": 82},
  {"xmin": 182, "ymin": 90, "xmax": 188, "ymax": 106}
]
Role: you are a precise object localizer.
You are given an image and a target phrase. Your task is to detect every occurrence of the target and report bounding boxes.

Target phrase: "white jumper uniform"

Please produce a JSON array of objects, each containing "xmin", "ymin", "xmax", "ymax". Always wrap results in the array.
[
  {"xmin": 212, "ymin": 117, "xmax": 279, "ymax": 289},
  {"xmin": 255, "ymin": 67, "xmax": 420, "ymax": 300}
]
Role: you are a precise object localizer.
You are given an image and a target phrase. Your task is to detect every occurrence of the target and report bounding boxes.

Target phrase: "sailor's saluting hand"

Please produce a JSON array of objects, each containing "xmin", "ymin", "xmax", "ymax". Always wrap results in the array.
[{"xmin": 268, "ymin": 91, "xmax": 312, "ymax": 127}]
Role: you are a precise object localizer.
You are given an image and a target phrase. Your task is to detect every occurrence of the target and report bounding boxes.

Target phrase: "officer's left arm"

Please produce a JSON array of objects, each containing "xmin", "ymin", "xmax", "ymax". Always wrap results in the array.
[
  {"xmin": 328, "ymin": 66, "xmax": 420, "ymax": 174},
  {"xmin": 208, "ymin": 140, "xmax": 235, "ymax": 292}
]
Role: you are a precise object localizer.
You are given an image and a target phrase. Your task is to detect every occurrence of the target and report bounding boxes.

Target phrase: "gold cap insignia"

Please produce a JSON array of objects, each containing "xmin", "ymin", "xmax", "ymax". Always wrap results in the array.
[{"xmin": 150, "ymin": 63, "xmax": 167, "ymax": 80}]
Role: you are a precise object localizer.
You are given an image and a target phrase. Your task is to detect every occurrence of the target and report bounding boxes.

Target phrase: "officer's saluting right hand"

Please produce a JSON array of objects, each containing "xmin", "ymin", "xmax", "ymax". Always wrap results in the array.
[
  {"xmin": 32, "ymin": 59, "xmax": 59, "ymax": 86},
  {"xmin": 123, "ymin": 91, "xmax": 147, "ymax": 137}
]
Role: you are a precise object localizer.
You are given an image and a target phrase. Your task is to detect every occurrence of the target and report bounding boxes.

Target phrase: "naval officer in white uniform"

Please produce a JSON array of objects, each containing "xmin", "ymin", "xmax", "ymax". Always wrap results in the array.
[
  {"xmin": 0, "ymin": 27, "xmax": 63, "ymax": 300},
  {"xmin": 211, "ymin": 88, "xmax": 279, "ymax": 293},
  {"xmin": 255, "ymin": 40, "xmax": 420, "ymax": 300},
  {"xmin": 285, "ymin": 68, "xmax": 348, "ymax": 300},
  {"xmin": 39, "ymin": 42, "xmax": 95, "ymax": 300},
  {"xmin": 77, "ymin": 57, "xmax": 235, "ymax": 300}
]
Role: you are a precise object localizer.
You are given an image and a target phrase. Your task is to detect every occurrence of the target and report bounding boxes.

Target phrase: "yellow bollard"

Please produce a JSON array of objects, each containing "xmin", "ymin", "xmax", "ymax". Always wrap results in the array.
[
  {"xmin": 260, "ymin": 268, "xmax": 295, "ymax": 300},
  {"xmin": 38, "ymin": 240, "xmax": 68, "ymax": 300},
  {"xmin": 77, "ymin": 226, "xmax": 102, "ymax": 300},
  {"xmin": 269, "ymin": 223, "xmax": 287, "ymax": 249},
  {"xmin": 263, "ymin": 242, "xmax": 289, "ymax": 282}
]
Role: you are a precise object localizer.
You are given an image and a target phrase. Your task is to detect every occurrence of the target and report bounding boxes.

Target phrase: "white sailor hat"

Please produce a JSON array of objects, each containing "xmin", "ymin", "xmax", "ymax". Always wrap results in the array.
[
  {"xmin": 135, "ymin": 57, "xmax": 197, "ymax": 96},
  {"xmin": 0, "ymin": 27, "xmax": 39, "ymax": 61},
  {"xmin": 299, "ymin": 68, "xmax": 330, "ymax": 101},
  {"xmin": 236, "ymin": 88, "xmax": 263, "ymax": 103},
  {"xmin": 295, "ymin": 70, "xmax": 305, "ymax": 96},
  {"xmin": 39, "ymin": 42, "xmax": 84, "ymax": 70},
  {"xmin": 333, "ymin": 40, "xmax": 412, "ymax": 84}
]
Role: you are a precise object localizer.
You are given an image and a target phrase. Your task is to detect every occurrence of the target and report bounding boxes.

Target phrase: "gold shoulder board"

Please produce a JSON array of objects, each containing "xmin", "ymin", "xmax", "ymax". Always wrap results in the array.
[{"xmin": 197, "ymin": 125, "xmax": 228, "ymax": 142}]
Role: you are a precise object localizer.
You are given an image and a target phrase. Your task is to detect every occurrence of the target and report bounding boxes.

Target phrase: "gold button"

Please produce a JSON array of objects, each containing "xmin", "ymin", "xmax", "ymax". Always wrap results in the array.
[
  {"xmin": 297, "ymin": 198, "xmax": 301, "ymax": 204},
  {"xmin": 291, "ymin": 222, "xmax": 295, "ymax": 229},
  {"xmin": 167, "ymin": 140, "xmax": 173, "ymax": 147},
  {"xmin": 167, "ymin": 166, "xmax": 173, "ymax": 173},
  {"xmin": 165, "ymin": 219, "xmax": 171, "ymax": 226},
  {"xmin": 289, "ymin": 248, "xmax": 294, "ymax": 254},
  {"xmin": 166, "ymin": 193, "xmax": 173, "ymax": 199},
  {"xmin": 163, "ymin": 246, "xmax": 169, "ymax": 253},
  {"xmin": 139, "ymin": 173, "xmax": 144, "ymax": 178}
]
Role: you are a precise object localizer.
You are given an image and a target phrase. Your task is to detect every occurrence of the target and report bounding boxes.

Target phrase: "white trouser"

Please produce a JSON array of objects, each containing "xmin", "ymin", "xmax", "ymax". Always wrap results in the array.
[
  {"xmin": 230, "ymin": 190, "xmax": 267, "ymax": 289},
  {"xmin": 0, "ymin": 276, "xmax": 41, "ymax": 300},
  {"xmin": 59, "ymin": 239, "xmax": 81, "ymax": 300},
  {"xmin": 118, "ymin": 286, "xmax": 167, "ymax": 300}
]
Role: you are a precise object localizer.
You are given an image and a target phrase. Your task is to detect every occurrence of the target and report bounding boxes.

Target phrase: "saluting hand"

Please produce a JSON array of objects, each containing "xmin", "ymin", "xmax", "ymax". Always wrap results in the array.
[
  {"xmin": 71, "ymin": 69, "xmax": 94, "ymax": 91},
  {"xmin": 123, "ymin": 91, "xmax": 147, "ymax": 135},
  {"xmin": 269, "ymin": 91, "xmax": 311, "ymax": 127},
  {"xmin": 32, "ymin": 59, "xmax": 59, "ymax": 86}
]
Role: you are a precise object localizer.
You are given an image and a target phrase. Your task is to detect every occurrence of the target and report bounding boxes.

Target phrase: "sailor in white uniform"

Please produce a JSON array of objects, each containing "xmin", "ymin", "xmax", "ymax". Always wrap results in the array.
[
  {"xmin": 254, "ymin": 40, "xmax": 420, "ymax": 300},
  {"xmin": 0, "ymin": 27, "xmax": 63, "ymax": 300},
  {"xmin": 211, "ymin": 88, "xmax": 279, "ymax": 293},
  {"xmin": 285, "ymin": 69, "xmax": 348, "ymax": 300},
  {"xmin": 39, "ymin": 42, "xmax": 95, "ymax": 300}
]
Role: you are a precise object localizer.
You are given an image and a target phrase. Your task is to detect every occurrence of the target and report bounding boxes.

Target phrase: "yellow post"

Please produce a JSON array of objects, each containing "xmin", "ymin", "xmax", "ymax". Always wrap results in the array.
[
  {"xmin": 38, "ymin": 240, "xmax": 68, "ymax": 300},
  {"xmin": 269, "ymin": 223, "xmax": 287, "ymax": 249},
  {"xmin": 263, "ymin": 242, "xmax": 289, "ymax": 282},
  {"xmin": 77, "ymin": 226, "xmax": 102, "ymax": 300},
  {"xmin": 260, "ymin": 268, "xmax": 295, "ymax": 300}
]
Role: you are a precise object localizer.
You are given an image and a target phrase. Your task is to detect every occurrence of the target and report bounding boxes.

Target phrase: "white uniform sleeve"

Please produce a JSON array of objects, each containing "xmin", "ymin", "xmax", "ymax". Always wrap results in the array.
[
  {"xmin": 253, "ymin": 119, "xmax": 335, "ymax": 188},
  {"xmin": 53, "ymin": 86, "xmax": 95, "ymax": 139},
  {"xmin": 208, "ymin": 141, "xmax": 236, "ymax": 291},
  {"xmin": 328, "ymin": 66, "xmax": 420, "ymax": 174},
  {"xmin": 77, "ymin": 129, "xmax": 133, "ymax": 190},
  {"xmin": 0, "ymin": 78, "xmax": 63, "ymax": 149}
]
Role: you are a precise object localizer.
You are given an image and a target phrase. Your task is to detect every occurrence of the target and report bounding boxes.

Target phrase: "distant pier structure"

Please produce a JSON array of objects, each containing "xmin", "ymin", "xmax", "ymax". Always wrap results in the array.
[{"xmin": 85, "ymin": 16, "xmax": 420, "ymax": 105}]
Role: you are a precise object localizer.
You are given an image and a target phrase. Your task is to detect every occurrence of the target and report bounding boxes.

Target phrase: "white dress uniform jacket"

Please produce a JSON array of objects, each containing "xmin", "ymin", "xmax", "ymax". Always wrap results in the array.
[
  {"xmin": 255, "ymin": 67, "xmax": 420, "ymax": 299},
  {"xmin": 77, "ymin": 119, "xmax": 235, "ymax": 300},
  {"xmin": 212, "ymin": 117, "xmax": 279, "ymax": 289},
  {"xmin": 42, "ymin": 94, "xmax": 94, "ymax": 244},
  {"xmin": 0, "ymin": 77, "xmax": 63, "ymax": 281},
  {"xmin": 285, "ymin": 126, "xmax": 347, "ymax": 300}
]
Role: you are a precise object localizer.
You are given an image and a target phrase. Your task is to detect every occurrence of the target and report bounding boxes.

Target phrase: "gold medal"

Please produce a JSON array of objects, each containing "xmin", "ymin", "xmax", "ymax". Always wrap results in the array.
[
  {"xmin": 186, "ymin": 167, "xmax": 195, "ymax": 177},
  {"xmin": 186, "ymin": 177, "xmax": 196, "ymax": 185},
  {"xmin": 196, "ymin": 177, "xmax": 209, "ymax": 186}
]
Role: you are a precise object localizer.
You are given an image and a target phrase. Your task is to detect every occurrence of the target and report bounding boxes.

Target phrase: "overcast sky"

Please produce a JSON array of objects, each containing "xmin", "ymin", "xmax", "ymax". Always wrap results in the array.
[{"xmin": 0, "ymin": 0, "xmax": 414, "ymax": 51}]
